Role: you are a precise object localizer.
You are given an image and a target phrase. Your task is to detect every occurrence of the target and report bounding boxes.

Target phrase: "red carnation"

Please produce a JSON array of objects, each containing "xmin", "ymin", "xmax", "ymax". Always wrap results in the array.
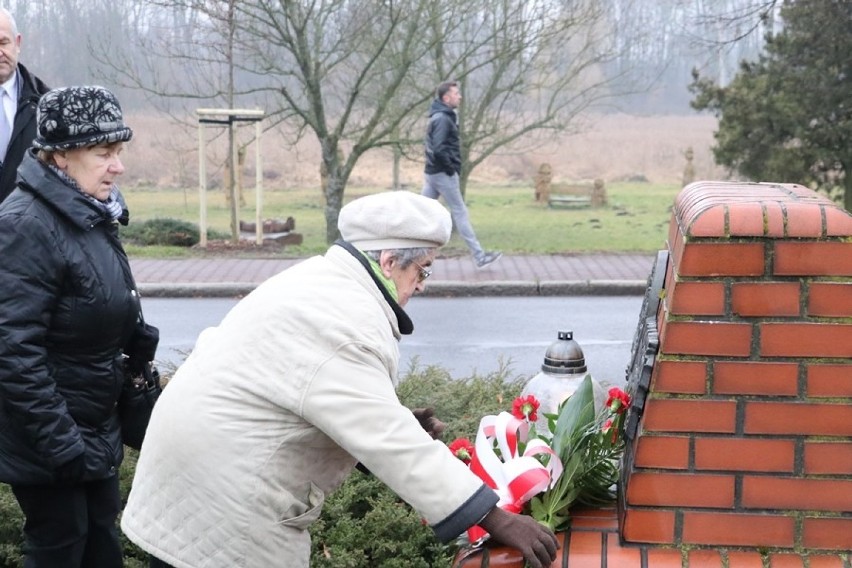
[
  {"xmin": 605, "ymin": 387, "xmax": 631, "ymax": 415},
  {"xmin": 512, "ymin": 395, "xmax": 540, "ymax": 422},
  {"xmin": 448, "ymin": 438, "xmax": 475, "ymax": 464}
]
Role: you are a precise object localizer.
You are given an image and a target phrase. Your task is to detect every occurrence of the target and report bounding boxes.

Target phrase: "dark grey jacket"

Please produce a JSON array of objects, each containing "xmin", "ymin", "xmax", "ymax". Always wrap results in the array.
[
  {"xmin": 424, "ymin": 98, "xmax": 461, "ymax": 176},
  {"xmin": 0, "ymin": 63, "xmax": 50, "ymax": 203},
  {"xmin": 0, "ymin": 151, "xmax": 140, "ymax": 485}
]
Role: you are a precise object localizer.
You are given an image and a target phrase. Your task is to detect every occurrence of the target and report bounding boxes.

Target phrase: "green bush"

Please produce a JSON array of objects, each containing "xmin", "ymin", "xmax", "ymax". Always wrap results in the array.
[
  {"xmin": 121, "ymin": 218, "xmax": 203, "ymax": 247},
  {"xmin": 0, "ymin": 364, "xmax": 527, "ymax": 567},
  {"xmin": 0, "ymin": 485, "xmax": 23, "ymax": 568}
]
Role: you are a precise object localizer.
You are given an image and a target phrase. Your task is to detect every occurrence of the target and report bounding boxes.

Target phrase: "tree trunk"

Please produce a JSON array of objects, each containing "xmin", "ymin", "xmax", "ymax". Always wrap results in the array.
[
  {"xmin": 392, "ymin": 145, "xmax": 402, "ymax": 190},
  {"xmin": 227, "ymin": 122, "xmax": 239, "ymax": 244},
  {"xmin": 321, "ymin": 144, "xmax": 346, "ymax": 244},
  {"xmin": 324, "ymin": 175, "xmax": 345, "ymax": 244}
]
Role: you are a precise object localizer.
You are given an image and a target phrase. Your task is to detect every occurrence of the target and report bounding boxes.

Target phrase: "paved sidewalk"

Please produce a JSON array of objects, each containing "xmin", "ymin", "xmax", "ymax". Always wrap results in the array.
[{"xmin": 131, "ymin": 253, "xmax": 654, "ymax": 297}]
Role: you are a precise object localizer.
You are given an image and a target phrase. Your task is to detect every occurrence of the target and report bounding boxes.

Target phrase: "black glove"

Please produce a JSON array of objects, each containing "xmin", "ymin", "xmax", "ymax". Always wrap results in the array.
[
  {"xmin": 124, "ymin": 322, "xmax": 159, "ymax": 375},
  {"xmin": 54, "ymin": 454, "xmax": 86, "ymax": 485},
  {"xmin": 412, "ymin": 407, "xmax": 446, "ymax": 440},
  {"xmin": 479, "ymin": 507, "xmax": 558, "ymax": 568}
]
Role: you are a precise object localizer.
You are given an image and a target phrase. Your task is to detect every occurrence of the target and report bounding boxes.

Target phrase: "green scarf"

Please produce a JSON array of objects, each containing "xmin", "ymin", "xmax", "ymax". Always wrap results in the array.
[{"xmin": 361, "ymin": 250, "xmax": 398, "ymax": 302}]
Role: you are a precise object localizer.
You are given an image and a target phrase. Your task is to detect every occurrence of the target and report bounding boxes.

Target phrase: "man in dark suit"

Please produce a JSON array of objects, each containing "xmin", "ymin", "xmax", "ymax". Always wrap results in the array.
[{"xmin": 0, "ymin": 8, "xmax": 49, "ymax": 203}]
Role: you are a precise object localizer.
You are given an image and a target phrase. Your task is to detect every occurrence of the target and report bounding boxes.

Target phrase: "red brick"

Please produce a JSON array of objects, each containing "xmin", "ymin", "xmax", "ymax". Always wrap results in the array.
[
  {"xmin": 728, "ymin": 202, "xmax": 766, "ymax": 237},
  {"xmin": 620, "ymin": 509, "xmax": 676, "ymax": 544},
  {"xmin": 768, "ymin": 553, "xmax": 805, "ymax": 568},
  {"xmin": 807, "ymin": 555, "xmax": 845, "ymax": 568},
  {"xmin": 742, "ymin": 477, "xmax": 852, "ymax": 512},
  {"xmin": 731, "ymin": 282, "xmax": 801, "ymax": 317},
  {"xmin": 774, "ymin": 242, "xmax": 852, "ymax": 276},
  {"xmin": 652, "ymin": 360, "xmax": 707, "ymax": 394},
  {"xmin": 744, "ymin": 402, "xmax": 852, "ymax": 436},
  {"xmin": 688, "ymin": 550, "xmax": 724, "ymax": 567},
  {"xmin": 646, "ymin": 548, "xmax": 684, "ymax": 566},
  {"xmin": 804, "ymin": 442, "xmax": 852, "ymax": 475},
  {"xmin": 634, "ymin": 435, "xmax": 690, "ymax": 469},
  {"xmin": 626, "ymin": 472, "xmax": 734, "ymax": 507},
  {"xmin": 668, "ymin": 281, "xmax": 726, "ymax": 315},
  {"xmin": 726, "ymin": 551, "xmax": 765, "ymax": 567},
  {"xmin": 566, "ymin": 530, "xmax": 602, "ymax": 567},
  {"xmin": 570, "ymin": 507, "xmax": 618, "ymax": 530},
  {"xmin": 808, "ymin": 282, "xmax": 852, "ymax": 317},
  {"xmin": 802, "ymin": 517, "xmax": 852, "ymax": 550},
  {"xmin": 644, "ymin": 399, "xmax": 737, "ymax": 433},
  {"xmin": 785, "ymin": 202, "xmax": 824, "ymax": 238},
  {"xmin": 679, "ymin": 243, "xmax": 765, "ymax": 277},
  {"xmin": 667, "ymin": 215, "xmax": 682, "ymax": 261},
  {"xmin": 713, "ymin": 361, "xmax": 799, "ymax": 396},
  {"xmin": 806, "ymin": 364, "xmax": 852, "ymax": 397},
  {"xmin": 662, "ymin": 321, "xmax": 753, "ymax": 357},
  {"xmin": 824, "ymin": 205, "xmax": 852, "ymax": 236},
  {"xmin": 760, "ymin": 323, "xmax": 852, "ymax": 358},
  {"xmin": 766, "ymin": 202, "xmax": 785, "ymax": 237},
  {"xmin": 695, "ymin": 437, "xmax": 794, "ymax": 472},
  {"xmin": 605, "ymin": 535, "xmax": 641, "ymax": 566},
  {"xmin": 686, "ymin": 203, "xmax": 727, "ymax": 238},
  {"xmin": 682, "ymin": 511, "xmax": 794, "ymax": 547}
]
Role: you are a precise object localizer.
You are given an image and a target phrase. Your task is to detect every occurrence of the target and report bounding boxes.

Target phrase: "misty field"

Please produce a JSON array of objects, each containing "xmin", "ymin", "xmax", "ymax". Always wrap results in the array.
[{"xmin": 120, "ymin": 112, "xmax": 728, "ymax": 256}]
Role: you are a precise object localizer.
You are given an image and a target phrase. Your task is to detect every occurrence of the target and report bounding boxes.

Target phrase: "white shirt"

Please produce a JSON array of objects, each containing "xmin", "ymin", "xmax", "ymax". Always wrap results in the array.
[
  {"xmin": 0, "ymin": 71, "xmax": 18, "ymax": 161},
  {"xmin": 0, "ymin": 71, "xmax": 18, "ymax": 130}
]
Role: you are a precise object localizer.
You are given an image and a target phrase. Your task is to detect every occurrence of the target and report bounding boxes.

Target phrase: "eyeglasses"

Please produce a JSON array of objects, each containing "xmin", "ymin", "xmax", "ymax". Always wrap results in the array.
[{"xmin": 413, "ymin": 262, "xmax": 432, "ymax": 283}]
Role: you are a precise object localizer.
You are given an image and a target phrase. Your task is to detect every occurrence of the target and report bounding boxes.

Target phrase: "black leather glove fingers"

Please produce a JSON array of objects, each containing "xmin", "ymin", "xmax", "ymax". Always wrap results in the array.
[
  {"xmin": 54, "ymin": 454, "xmax": 86, "ymax": 485},
  {"xmin": 480, "ymin": 507, "xmax": 558, "ymax": 568},
  {"xmin": 412, "ymin": 407, "xmax": 446, "ymax": 440}
]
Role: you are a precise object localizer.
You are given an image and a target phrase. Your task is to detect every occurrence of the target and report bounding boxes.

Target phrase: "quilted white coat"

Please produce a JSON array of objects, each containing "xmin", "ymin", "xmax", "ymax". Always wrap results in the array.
[{"xmin": 121, "ymin": 245, "xmax": 497, "ymax": 567}]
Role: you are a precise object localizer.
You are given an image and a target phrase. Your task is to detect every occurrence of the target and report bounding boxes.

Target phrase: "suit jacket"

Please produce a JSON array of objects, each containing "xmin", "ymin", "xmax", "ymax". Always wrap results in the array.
[{"xmin": 0, "ymin": 63, "xmax": 50, "ymax": 203}]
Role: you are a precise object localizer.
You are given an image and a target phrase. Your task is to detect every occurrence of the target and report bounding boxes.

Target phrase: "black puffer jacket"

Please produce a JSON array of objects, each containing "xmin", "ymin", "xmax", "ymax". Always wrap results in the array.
[
  {"xmin": 423, "ymin": 98, "xmax": 461, "ymax": 176},
  {"xmin": 0, "ymin": 150, "xmax": 140, "ymax": 485},
  {"xmin": 0, "ymin": 63, "xmax": 50, "ymax": 203}
]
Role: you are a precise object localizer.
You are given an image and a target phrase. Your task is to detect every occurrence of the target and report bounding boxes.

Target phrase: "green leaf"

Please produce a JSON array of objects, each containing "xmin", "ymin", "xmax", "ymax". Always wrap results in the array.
[{"xmin": 551, "ymin": 375, "xmax": 596, "ymax": 457}]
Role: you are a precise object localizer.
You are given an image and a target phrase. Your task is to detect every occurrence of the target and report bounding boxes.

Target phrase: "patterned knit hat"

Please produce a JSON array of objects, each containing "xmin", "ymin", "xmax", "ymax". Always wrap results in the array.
[{"xmin": 33, "ymin": 86, "xmax": 133, "ymax": 151}]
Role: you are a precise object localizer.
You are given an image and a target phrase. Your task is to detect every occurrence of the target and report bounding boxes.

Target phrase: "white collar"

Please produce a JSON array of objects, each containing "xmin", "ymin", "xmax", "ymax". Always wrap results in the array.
[{"xmin": 0, "ymin": 70, "xmax": 17, "ymax": 99}]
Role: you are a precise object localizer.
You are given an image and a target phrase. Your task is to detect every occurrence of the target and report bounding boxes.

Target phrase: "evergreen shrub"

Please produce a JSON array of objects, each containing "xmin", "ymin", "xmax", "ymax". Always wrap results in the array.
[{"xmin": 121, "ymin": 218, "xmax": 202, "ymax": 247}]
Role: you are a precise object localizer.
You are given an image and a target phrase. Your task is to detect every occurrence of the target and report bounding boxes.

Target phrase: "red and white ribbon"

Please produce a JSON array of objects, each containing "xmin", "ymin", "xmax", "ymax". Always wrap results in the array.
[{"xmin": 466, "ymin": 411, "xmax": 563, "ymax": 543}]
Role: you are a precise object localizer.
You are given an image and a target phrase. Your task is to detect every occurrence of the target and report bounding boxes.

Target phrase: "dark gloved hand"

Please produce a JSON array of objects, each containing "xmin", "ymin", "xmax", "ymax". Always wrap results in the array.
[
  {"xmin": 412, "ymin": 407, "xmax": 446, "ymax": 440},
  {"xmin": 479, "ymin": 507, "xmax": 558, "ymax": 568},
  {"xmin": 54, "ymin": 454, "xmax": 86, "ymax": 485}
]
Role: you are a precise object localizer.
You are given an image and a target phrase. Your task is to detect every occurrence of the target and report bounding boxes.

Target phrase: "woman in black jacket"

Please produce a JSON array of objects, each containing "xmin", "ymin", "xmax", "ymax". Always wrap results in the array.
[{"xmin": 0, "ymin": 86, "xmax": 147, "ymax": 567}]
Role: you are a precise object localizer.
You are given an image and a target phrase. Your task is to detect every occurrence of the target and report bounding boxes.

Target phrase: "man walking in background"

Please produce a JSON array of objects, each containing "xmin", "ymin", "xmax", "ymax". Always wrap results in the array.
[
  {"xmin": 422, "ymin": 80, "xmax": 502, "ymax": 269},
  {"xmin": 0, "ymin": 8, "xmax": 49, "ymax": 203}
]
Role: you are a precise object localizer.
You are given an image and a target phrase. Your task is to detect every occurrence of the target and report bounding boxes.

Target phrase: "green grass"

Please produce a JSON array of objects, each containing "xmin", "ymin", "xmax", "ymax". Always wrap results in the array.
[{"xmin": 121, "ymin": 181, "xmax": 679, "ymax": 257}]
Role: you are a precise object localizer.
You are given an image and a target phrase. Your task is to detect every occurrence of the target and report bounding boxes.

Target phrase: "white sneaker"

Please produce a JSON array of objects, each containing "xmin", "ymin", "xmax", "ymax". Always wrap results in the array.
[{"xmin": 475, "ymin": 251, "xmax": 503, "ymax": 269}]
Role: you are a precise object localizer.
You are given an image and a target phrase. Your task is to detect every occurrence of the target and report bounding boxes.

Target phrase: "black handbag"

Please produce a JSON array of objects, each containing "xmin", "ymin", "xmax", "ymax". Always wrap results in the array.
[{"xmin": 119, "ymin": 319, "xmax": 162, "ymax": 450}]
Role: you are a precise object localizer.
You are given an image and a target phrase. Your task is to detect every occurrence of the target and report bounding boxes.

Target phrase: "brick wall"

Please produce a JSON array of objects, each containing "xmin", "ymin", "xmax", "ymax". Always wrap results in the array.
[{"xmin": 619, "ymin": 181, "xmax": 852, "ymax": 552}]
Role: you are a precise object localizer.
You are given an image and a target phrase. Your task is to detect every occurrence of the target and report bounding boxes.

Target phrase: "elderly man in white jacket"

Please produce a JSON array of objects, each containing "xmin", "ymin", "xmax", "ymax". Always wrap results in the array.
[{"xmin": 121, "ymin": 191, "xmax": 557, "ymax": 568}]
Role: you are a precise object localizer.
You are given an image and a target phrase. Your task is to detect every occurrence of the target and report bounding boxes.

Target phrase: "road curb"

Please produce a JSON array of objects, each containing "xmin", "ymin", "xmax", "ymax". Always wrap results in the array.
[{"xmin": 138, "ymin": 280, "xmax": 647, "ymax": 298}]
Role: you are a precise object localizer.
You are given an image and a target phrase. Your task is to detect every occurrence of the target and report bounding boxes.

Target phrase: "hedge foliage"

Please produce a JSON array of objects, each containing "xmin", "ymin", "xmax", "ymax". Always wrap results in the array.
[
  {"xmin": 0, "ymin": 364, "xmax": 528, "ymax": 567},
  {"xmin": 120, "ymin": 218, "xmax": 202, "ymax": 247}
]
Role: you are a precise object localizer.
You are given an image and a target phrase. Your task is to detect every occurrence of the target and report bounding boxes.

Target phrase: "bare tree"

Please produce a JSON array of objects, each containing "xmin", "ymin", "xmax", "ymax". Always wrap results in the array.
[
  {"xmin": 419, "ymin": 0, "xmax": 636, "ymax": 196},
  {"xmin": 93, "ymin": 0, "xmax": 648, "ymax": 243}
]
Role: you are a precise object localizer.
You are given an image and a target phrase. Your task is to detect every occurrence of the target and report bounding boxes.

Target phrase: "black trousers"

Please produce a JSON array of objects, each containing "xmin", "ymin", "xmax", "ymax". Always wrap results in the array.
[{"xmin": 11, "ymin": 475, "xmax": 123, "ymax": 568}]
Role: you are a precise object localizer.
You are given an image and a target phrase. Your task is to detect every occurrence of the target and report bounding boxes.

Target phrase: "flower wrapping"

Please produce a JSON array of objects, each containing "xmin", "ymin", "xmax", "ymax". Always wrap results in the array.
[{"xmin": 465, "ymin": 411, "xmax": 562, "ymax": 543}]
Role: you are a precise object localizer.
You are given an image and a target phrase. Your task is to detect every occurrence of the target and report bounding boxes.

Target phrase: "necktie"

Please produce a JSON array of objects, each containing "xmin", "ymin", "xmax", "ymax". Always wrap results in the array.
[{"xmin": 0, "ymin": 90, "xmax": 10, "ymax": 164}]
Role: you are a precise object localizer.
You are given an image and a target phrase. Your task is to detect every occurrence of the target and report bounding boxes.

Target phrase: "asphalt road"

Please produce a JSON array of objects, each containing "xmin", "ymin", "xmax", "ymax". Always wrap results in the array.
[{"xmin": 144, "ymin": 296, "xmax": 642, "ymax": 385}]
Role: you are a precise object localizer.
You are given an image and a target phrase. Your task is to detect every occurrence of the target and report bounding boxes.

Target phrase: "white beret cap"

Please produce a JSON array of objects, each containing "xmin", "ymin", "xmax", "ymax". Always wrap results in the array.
[{"xmin": 338, "ymin": 191, "xmax": 452, "ymax": 250}]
